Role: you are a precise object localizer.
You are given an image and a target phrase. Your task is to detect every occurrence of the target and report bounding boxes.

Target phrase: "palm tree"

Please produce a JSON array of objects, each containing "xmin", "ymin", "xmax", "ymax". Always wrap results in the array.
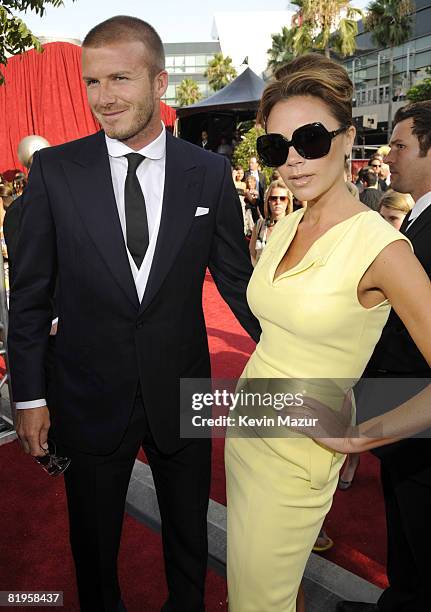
[
  {"xmin": 204, "ymin": 53, "xmax": 237, "ymax": 92},
  {"xmin": 267, "ymin": 26, "xmax": 296, "ymax": 74},
  {"xmin": 176, "ymin": 78, "xmax": 202, "ymax": 107},
  {"xmin": 366, "ymin": 0, "xmax": 415, "ymax": 136},
  {"xmin": 292, "ymin": 0, "xmax": 362, "ymax": 58}
]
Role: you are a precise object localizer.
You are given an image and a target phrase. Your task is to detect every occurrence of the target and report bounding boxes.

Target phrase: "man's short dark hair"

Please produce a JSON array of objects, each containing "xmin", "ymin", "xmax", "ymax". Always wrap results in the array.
[
  {"xmin": 393, "ymin": 101, "xmax": 431, "ymax": 157},
  {"xmin": 82, "ymin": 16, "xmax": 165, "ymax": 79},
  {"xmin": 358, "ymin": 167, "xmax": 378, "ymax": 187}
]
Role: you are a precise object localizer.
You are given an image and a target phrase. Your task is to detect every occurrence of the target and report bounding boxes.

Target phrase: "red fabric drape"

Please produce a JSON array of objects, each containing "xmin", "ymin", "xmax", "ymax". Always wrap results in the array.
[{"xmin": 0, "ymin": 42, "xmax": 176, "ymax": 177}]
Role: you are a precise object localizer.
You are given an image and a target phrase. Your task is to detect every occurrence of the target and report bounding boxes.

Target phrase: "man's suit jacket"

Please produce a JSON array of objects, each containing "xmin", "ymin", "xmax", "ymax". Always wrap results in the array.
[
  {"xmin": 8, "ymin": 130, "xmax": 260, "ymax": 456},
  {"xmin": 360, "ymin": 205, "xmax": 431, "ymax": 481},
  {"xmin": 359, "ymin": 187, "xmax": 382, "ymax": 211},
  {"xmin": 3, "ymin": 196, "xmax": 22, "ymax": 273}
]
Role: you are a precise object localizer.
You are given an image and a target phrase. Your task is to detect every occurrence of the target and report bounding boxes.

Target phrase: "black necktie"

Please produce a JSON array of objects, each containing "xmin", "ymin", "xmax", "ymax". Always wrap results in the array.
[{"xmin": 124, "ymin": 153, "xmax": 149, "ymax": 268}]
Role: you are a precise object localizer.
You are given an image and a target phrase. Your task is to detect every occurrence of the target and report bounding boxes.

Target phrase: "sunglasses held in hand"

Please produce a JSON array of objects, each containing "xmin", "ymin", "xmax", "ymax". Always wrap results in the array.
[
  {"xmin": 257, "ymin": 122, "xmax": 349, "ymax": 168},
  {"xmin": 35, "ymin": 439, "xmax": 71, "ymax": 477}
]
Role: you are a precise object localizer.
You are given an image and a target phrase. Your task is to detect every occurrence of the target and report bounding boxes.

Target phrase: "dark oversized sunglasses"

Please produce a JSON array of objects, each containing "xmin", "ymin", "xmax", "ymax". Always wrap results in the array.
[{"xmin": 257, "ymin": 122, "xmax": 349, "ymax": 168}]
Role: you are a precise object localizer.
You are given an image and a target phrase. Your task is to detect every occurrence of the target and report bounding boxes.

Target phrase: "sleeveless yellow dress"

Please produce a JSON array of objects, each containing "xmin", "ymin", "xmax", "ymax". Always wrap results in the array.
[{"xmin": 225, "ymin": 208, "xmax": 410, "ymax": 611}]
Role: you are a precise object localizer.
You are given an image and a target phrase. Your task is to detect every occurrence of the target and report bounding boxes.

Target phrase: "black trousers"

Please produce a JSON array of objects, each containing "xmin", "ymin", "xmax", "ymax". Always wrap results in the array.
[
  {"xmin": 377, "ymin": 459, "xmax": 431, "ymax": 612},
  {"xmin": 61, "ymin": 393, "xmax": 211, "ymax": 612}
]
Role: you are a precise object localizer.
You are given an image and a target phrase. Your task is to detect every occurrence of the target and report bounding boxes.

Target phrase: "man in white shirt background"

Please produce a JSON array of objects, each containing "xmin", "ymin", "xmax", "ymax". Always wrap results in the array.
[{"xmin": 8, "ymin": 16, "xmax": 260, "ymax": 612}]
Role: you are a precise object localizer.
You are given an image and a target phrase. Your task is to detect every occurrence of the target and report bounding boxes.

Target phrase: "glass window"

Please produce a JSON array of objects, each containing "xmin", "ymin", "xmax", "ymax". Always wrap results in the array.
[
  {"xmin": 164, "ymin": 84, "xmax": 176, "ymax": 99},
  {"xmin": 195, "ymin": 55, "xmax": 207, "ymax": 68}
]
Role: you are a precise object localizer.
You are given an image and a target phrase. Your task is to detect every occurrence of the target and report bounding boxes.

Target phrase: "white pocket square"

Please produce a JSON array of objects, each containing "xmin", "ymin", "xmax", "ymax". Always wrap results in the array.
[{"xmin": 195, "ymin": 206, "xmax": 209, "ymax": 217}]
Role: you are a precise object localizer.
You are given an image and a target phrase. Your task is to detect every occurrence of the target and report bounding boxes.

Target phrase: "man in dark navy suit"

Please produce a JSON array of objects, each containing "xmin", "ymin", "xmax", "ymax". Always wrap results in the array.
[
  {"xmin": 8, "ymin": 16, "xmax": 260, "ymax": 612},
  {"xmin": 337, "ymin": 103, "xmax": 431, "ymax": 612}
]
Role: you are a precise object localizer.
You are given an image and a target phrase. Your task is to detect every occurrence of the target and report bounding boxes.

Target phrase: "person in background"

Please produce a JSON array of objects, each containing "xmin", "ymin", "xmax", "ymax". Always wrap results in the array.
[
  {"xmin": 345, "ymin": 159, "xmax": 359, "ymax": 199},
  {"xmin": 232, "ymin": 166, "xmax": 252, "ymax": 236},
  {"xmin": 337, "ymin": 101, "xmax": 431, "ymax": 612},
  {"xmin": 200, "ymin": 129, "xmax": 211, "ymax": 150},
  {"xmin": 379, "ymin": 190, "xmax": 414, "ymax": 231},
  {"xmin": 370, "ymin": 155, "xmax": 389, "ymax": 192},
  {"xmin": 243, "ymin": 174, "xmax": 261, "ymax": 225},
  {"xmin": 216, "ymin": 135, "xmax": 233, "ymax": 160},
  {"xmin": 0, "ymin": 184, "xmax": 14, "ymax": 261},
  {"xmin": 232, "ymin": 165, "xmax": 246, "ymax": 194},
  {"xmin": 12, "ymin": 171, "xmax": 27, "ymax": 198},
  {"xmin": 339, "ymin": 192, "xmax": 415, "ymax": 489},
  {"xmin": 231, "ymin": 129, "xmax": 243, "ymax": 149},
  {"xmin": 244, "ymin": 156, "xmax": 267, "ymax": 216},
  {"xmin": 358, "ymin": 167, "xmax": 383, "ymax": 210},
  {"xmin": 249, "ymin": 179, "xmax": 292, "ymax": 266}
]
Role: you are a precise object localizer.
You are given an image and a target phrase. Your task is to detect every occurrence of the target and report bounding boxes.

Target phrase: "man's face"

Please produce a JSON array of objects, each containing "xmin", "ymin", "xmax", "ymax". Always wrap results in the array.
[
  {"xmin": 202, "ymin": 131, "xmax": 208, "ymax": 141},
  {"xmin": 249, "ymin": 157, "xmax": 259, "ymax": 172},
  {"xmin": 82, "ymin": 40, "xmax": 168, "ymax": 146},
  {"xmin": 370, "ymin": 159, "xmax": 382, "ymax": 175},
  {"xmin": 385, "ymin": 118, "xmax": 431, "ymax": 201}
]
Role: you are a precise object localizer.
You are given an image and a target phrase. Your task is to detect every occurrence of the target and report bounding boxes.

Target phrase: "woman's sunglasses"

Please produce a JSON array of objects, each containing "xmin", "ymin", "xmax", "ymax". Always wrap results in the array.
[
  {"xmin": 257, "ymin": 122, "xmax": 349, "ymax": 168},
  {"xmin": 269, "ymin": 195, "xmax": 288, "ymax": 202}
]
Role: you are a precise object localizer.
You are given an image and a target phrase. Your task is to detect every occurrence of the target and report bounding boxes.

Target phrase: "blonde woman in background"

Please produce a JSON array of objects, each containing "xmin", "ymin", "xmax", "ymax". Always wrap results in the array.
[
  {"xmin": 379, "ymin": 190, "xmax": 414, "ymax": 231},
  {"xmin": 249, "ymin": 179, "xmax": 293, "ymax": 266}
]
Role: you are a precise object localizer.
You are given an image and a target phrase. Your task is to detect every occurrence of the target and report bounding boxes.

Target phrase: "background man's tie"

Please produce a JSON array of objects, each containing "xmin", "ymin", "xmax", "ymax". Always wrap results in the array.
[{"xmin": 125, "ymin": 153, "xmax": 149, "ymax": 268}]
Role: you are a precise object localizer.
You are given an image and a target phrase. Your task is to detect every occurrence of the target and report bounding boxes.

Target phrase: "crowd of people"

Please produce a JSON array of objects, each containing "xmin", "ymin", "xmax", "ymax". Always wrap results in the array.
[{"xmin": 4, "ymin": 14, "xmax": 431, "ymax": 612}]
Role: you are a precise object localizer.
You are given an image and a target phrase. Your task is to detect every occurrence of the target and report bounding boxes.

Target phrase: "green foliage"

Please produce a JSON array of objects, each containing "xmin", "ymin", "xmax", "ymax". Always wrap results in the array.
[
  {"xmin": 266, "ymin": 0, "xmax": 362, "ymax": 75},
  {"xmin": 0, "ymin": 1, "xmax": 75, "ymax": 84},
  {"xmin": 204, "ymin": 52, "xmax": 237, "ymax": 92},
  {"xmin": 366, "ymin": 0, "xmax": 414, "ymax": 49},
  {"xmin": 267, "ymin": 26, "xmax": 296, "ymax": 74},
  {"xmin": 366, "ymin": 0, "xmax": 414, "ymax": 134},
  {"xmin": 176, "ymin": 78, "xmax": 202, "ymax": 107},
  {"xmin": 407, "ymin": 68, "xmax": 431, "ymax": 102},
  {"xmin": 232, "ymin": 126, "xmax": 272, "ymax": 184}
]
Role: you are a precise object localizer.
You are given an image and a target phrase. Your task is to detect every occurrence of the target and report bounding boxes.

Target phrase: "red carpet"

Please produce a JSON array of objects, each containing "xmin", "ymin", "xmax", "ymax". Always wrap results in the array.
[{"xmin": 0, "ymin": 440, "xmax": 227, "ymax": 611}]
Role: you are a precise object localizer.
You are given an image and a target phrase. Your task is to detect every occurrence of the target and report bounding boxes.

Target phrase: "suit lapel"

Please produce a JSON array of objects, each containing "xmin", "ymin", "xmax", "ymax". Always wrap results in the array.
[
  {"xmin": 139, "ymin": 133, "xmax": 204, "ymax": 313},
  {"xmin": 404, "ymin": 203, "xmax": 431, "ymax": 241},
  {"xmin": 61, "ymin": 131, "xmax": 139, "ymax": 309}
]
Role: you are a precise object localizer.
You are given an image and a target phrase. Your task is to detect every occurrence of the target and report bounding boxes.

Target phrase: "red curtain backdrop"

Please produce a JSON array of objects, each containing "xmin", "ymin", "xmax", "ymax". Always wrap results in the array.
[{"xmin": 0, "ymin": 42, "xmax": 176, "ymax": 177}]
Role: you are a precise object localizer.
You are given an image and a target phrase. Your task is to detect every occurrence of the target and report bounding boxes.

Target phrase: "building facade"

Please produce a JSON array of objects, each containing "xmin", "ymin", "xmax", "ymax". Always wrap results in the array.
[
  {"xmin": 342, "ymin": 0, "xmax": 431, "ymax": 145},
  {"xmin": 162, "ymin": 41, "xmax": 221, "ymax": 108}
]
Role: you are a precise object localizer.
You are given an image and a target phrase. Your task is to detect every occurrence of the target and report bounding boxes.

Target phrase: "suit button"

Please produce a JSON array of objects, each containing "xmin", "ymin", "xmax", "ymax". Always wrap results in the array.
[{"xmin": 136, "ymin": 321, "xmax": 144, "ymax": 329}]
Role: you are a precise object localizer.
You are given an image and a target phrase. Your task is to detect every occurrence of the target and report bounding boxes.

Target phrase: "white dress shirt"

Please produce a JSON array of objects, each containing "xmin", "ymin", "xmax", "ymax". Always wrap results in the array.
[
  {"xmin": 17, "ymin": 123, "xmax": 167, "ymax": 409},
  {"xmin": 406, "ymin": 191, "xmax": 431, "ymax": 230}
]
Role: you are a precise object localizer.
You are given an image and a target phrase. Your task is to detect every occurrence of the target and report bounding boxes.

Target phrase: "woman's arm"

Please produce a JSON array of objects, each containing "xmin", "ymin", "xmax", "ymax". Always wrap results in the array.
[
  {"xmin": 322, "ymin": 240, "xmax": 431, "ymax": 453},
  {"xmin": 249, "ymin": 223, "xmax": 259, "ymax": 267}
]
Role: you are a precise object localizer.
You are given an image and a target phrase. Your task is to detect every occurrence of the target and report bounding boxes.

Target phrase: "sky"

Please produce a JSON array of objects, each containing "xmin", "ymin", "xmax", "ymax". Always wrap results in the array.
[{"xmin": 15, "ymin": 0, "xmax": 371, "ymax": 43}]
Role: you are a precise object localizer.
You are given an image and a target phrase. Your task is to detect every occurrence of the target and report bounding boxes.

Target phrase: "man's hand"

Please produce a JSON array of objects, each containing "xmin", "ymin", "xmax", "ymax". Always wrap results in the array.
[{"xmin": 16, "ymin": 406, "xmax": 50, "ymax": 456}]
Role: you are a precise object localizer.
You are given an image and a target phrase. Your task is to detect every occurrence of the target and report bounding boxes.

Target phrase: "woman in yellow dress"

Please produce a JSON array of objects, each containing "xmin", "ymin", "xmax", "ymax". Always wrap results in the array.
[{"xmin": 225, "ymin": 53, "xmax": 431, "ymax": 611}]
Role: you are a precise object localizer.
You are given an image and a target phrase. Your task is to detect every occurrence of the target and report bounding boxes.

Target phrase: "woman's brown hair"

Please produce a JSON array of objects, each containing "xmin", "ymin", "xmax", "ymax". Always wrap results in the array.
[{"xmin": 259, "ymin": 53, "xmax": 353, "ymax": 131}]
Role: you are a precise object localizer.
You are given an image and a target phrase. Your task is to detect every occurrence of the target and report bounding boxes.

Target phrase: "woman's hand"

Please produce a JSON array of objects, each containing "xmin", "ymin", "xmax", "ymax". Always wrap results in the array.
[{"xmin": 281, "ymin": 391, "xmax": 362, "ymax": 453}]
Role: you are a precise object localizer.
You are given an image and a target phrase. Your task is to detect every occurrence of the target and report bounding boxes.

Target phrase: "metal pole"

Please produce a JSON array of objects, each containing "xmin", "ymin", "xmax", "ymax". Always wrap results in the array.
[{"xmin": 377, "ymin": 52, "xmax": 381, "ymax": 88}]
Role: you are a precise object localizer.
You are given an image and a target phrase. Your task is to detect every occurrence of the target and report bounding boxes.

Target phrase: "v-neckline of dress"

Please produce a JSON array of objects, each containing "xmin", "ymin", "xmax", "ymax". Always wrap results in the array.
[{"xmin": 271, "ymin": 209, "xmax": 371, "ymax": 284}]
